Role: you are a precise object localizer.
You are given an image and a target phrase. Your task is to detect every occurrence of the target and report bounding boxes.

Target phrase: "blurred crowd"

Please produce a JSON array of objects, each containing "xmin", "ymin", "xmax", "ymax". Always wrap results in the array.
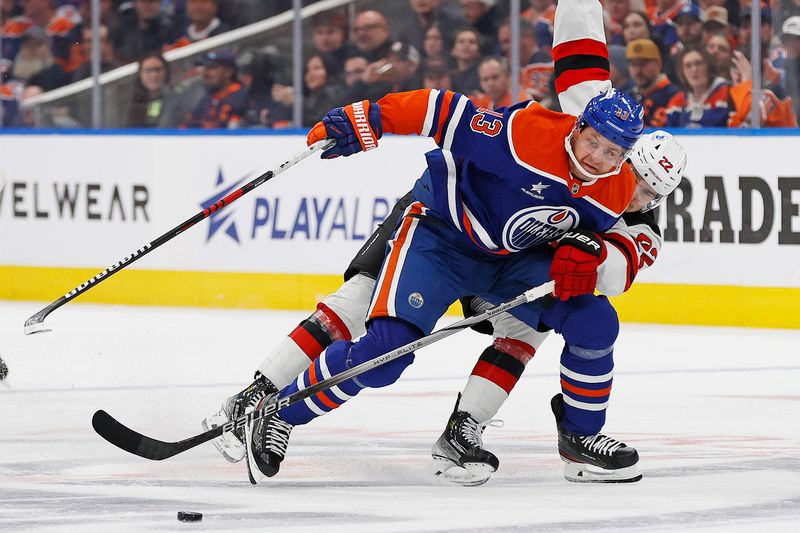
[{"xmin": 1, "ymin": 0, "xmax": 799, "ymax": 128}]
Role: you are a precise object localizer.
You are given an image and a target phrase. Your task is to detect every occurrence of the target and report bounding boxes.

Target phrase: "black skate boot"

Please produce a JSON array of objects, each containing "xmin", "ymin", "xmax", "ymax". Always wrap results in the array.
[
  {"xmin": 551, "ymin": 393, "xmax": 642, "ymax": 483},
  {"xmin": 431, "ymin": 394, "xmax": 501, "ymax": 486},
  {"xmin": 244, "ymin": 391, "xmax": 294, "ymax": 484},
  {"xmin": 202, "ymin": 372, "xmax": 278, "ymax": 463}
]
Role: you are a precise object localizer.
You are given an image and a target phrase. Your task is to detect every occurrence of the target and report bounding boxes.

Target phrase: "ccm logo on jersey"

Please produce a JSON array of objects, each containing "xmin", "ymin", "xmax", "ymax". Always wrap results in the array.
[
  {"xmin": 351, "ymin": 101, "xmax": 378, "ymax": 150},
  {"xmin": 470, "ymin": 107, "xmax": 504, "ymax": 137}
]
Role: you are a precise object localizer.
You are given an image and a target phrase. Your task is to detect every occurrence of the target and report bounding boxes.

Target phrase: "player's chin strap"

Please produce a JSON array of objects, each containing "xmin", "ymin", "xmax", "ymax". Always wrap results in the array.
[{"xmin": 563, "ymin": 130, "xmax": 626, "ymax": 181}]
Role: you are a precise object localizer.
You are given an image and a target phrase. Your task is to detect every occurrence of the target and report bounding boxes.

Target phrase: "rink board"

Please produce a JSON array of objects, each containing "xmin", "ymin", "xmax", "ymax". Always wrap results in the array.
[{"xmin": 0, "ymin": 131, "xmax": 798, "ymax": 328}]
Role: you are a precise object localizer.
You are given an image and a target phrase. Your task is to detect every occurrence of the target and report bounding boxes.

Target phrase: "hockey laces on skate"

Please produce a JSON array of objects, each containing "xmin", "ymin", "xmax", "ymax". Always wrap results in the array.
[
  {"xmin": 262, "ymin": 416, "xmax": 293, "ymax": 459},
  {"xmin": 459, "ymin": 416, "xmax": 503, "ymax": 447},
  {"xmin": 580, "ymin": 434, "xmax": 624, "ymax": 456}
]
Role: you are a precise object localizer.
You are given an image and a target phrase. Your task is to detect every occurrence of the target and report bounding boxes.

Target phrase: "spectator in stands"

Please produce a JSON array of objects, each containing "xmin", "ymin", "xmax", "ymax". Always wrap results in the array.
[
  {"xmin": 652, "ymin": 0, "xmax": 692, "ymax": 49},
  {"xmin": 126, "ymin": 51, "xmax": 180, "ymax": 127},
  {"xmin": 700, "ymin": 5, "xmax": 730, "ymax": 43},
  {"xmin": 396, "ymin": 0, "xmax": 463, "ymax": 54},
  {"xmin": 459, "ymin": 0, "xmax": 499, "ymax": 53},
  {"xmin": 73, "ymin": 23, "xmax": 120, "ymax": 81},
  {"xmin": 470, "ymin": 55, "xmax": 526, "ymax": 109},
  {"xmin": 606, "ymin": 0, "xmax": 632, "ymax": 45},
  {"xmin": 11, "ymin": 26, "xmax": 70, "ymax": 90},
  {"xmin": 341, "ymin": 54, "xmax": 369, "ymax": 101},
  {"xmin": 665, "ymin": 44, "xmax": 730, "ymax": 127},
  {"xmin": 738, "ymin": 7, "xmax": 784, "ymax": 94},
  {"xmin": 309, "ymin": 11, "xmax": 355, "ymax": 78},
  {"xmin": 522, "ymin": 0, "xmax": 555, "ymax": 49},
  {"xmin": 421, "ymin": 60, "xmax": 451, "ymax": 89},
  {"xmin": 727, "ymin": 48, "xmax": 797, "ymax": 126},
  {"xmin": 352, "ymin": 10, "xmax": 392, "ymax": 62},
  {"xmin": 673, "ymin": 3, "xmax": 704, "ymax": 50},
  {"xmin": 622, "ymin": 10, "xmax": 656, "ymax": 44},
  {"xmin": 183, "ymin": 49, "xmax": 247, "ymax": 128},
  {"xmin": 497, "ymin": 18, "xmax": 553, "ymax": 106},
  {"xmin": 626, "ymin": 38, "xmax": 680, "ymax": 127},
  {"xmin": 1, "ymin": 0, "xmax": 83, "ymax": 74},
  {"xmin": 422, "ymin": 24, "xmax": 449, "ymax": 68},
  {"xmin": 300, "ymin": 53, "xmax": 345, "ymax": 127},
  {"xmin": 608, "ymin": 44, "xmax": 633, "ymax": 94},
  {"xmin": 168, "ymin": 0, "xmax": 229, "ymax": 49},
  {"xmin": 113, "ymin": 0, "xmax": 178, "ymax": 63},
  {"xmin": 349, "ymin": 41, "xmax": 423, "ymax": 102},
  {"xmin": 449, "ymin": 26, "xmax": 482, "ymax": 95},
  {"xmin": 781, "ymin": 16, "xmax": 800, "ymax": 119},
  {"xmin": 241, "ymin": 52, "xmax": 290, "ymax": 128},
  {"xmin": 706, "ymin": 32, "xmax": 734, "ymax": 80}
]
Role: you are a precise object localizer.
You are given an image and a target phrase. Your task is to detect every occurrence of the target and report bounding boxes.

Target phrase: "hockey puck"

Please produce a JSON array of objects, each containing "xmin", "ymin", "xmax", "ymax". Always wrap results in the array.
[
  {"xmin": 177, "ymin": 511, "xmax": 202, "ymax": 522},
  {"xmin": 0, "ymin": 357, "xmax": 8, "ymax": 381}
]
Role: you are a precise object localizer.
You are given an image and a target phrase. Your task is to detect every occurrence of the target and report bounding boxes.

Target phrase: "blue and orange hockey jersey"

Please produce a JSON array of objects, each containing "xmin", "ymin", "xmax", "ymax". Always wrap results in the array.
[{"xmin": 370, "ymin": 0, "xmax": 636, "ymax": 257}]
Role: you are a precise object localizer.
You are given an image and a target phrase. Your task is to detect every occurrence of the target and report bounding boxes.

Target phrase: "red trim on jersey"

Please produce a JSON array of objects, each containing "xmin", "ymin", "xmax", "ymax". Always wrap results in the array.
[
  {"xmin": 555, "ymin": 67, "xmax": 610, "ymax": 95},
  {"xmin": 552, "ymin": 38, "xmax": 609, "ymax": 61},
  {"xmin": 603, "ymin": 232, "xmax": 640, "ymax": 291},
  {"xmin": 561, "ymin": 379, "xmax": 612, "ymax": 398},
  {"xmin": 460, "ymin": 210, "xmax": 511, "ymax": 255},
  {"xmin": 472, "ymin": 360, "xmax": 518, "ymax": 394},
  {"xmin": 289, "ymin": 325, "xmax": 324, "ymax": 360},
  {"xmin": 316, "ymin": 302, "xmax": 352, "ymax": 341}
]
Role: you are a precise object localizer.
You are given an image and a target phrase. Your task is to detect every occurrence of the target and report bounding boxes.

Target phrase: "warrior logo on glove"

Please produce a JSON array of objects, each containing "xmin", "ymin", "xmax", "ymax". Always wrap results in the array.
[{"xmin": 307, "ymin": 100, "xmax": 383, "ymax": 159}]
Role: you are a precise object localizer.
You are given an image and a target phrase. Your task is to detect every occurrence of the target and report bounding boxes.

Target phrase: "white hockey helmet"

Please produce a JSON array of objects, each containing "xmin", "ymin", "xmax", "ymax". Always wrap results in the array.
[{"xmin": 628, "ymin": 130, "xmax": 687, "ymax": 212}]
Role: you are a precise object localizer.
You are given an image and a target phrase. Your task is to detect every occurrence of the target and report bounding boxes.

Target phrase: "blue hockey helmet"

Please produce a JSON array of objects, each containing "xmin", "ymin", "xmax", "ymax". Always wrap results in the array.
[{"xmin": 579, "ymin": 89, "xmax": 643, "ymax": 150}]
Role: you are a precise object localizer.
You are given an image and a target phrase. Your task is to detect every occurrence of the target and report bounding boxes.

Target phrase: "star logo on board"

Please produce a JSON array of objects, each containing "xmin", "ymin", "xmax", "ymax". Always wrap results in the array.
[{"xmin": 201, "ymin": 167, "xmax": 249, "ymax": 244}]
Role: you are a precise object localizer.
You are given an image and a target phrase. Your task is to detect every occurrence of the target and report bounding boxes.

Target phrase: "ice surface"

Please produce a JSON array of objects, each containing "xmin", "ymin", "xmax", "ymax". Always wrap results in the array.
[{"xmin": 1, "ymin": 301, "xmax": 799, "ymax": 532}]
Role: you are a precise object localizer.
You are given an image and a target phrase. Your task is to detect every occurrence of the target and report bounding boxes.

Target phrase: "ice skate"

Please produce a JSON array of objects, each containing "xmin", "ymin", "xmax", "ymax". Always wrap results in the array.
[
  {"xmin": 244, "ymin": 391, "xmax": 294, "ymax": 484},
  {"xmin": 551, "ymin": 393, "xmax": 642, "ymax": 483},
  {"xmin": 431, "ymin": 394, "xmax": 501, "ymax": 487},
  {"xmin": 201, "ymin": 373, "xmax": 278, "ymax": 463}
]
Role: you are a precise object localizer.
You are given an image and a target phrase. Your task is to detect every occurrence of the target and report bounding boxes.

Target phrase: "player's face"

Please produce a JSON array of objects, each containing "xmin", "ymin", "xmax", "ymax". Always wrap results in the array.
[
  {"xmin": 570, "ymin": 126, "xmax": 627, "ymax": 178},
  {"xmin": 626, "ymin": 171, "xmax": 660, "ymax": 212}
]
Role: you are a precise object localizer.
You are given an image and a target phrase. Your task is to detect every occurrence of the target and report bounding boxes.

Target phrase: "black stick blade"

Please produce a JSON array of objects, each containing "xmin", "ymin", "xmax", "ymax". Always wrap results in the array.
[{"xmin": 92, "ymin": 410, "xmax": 213, "ymax": 461}]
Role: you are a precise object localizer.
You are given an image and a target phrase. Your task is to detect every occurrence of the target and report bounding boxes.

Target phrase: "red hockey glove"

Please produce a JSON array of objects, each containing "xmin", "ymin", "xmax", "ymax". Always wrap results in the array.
[
  {"xmin": 550, "ymin": 229, "xmax": 607, "ymax": 301},
  {"xmin": 307, "ymin": 100, "xmax": 382, "ymax": 159}
]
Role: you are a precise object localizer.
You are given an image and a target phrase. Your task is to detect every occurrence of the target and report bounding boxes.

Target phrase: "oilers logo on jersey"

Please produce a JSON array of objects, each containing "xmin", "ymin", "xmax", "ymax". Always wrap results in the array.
[{"xmin": 502, "ymin": 206, "xmax": 579, "ymax": 252}]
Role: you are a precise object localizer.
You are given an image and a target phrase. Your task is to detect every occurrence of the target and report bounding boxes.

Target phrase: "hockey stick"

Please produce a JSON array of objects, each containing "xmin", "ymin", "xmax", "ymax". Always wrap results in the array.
[
  {"xmin": 92, "ymin": 280, "xmax": 555, "ymax": 461},
  {"xmin": 23, "ymin": 139, "xmax": 335, "ymax": 335}
]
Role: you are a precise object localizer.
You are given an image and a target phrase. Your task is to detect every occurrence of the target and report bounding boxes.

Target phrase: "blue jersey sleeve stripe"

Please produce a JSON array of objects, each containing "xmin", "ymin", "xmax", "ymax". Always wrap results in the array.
[
  {"xmin": 438, "ymin": 92, "xmax": 466, "ymax": 146},
  {"xmin": 442, "ymin": 95, "xmax": 469, "ymax": 151}
]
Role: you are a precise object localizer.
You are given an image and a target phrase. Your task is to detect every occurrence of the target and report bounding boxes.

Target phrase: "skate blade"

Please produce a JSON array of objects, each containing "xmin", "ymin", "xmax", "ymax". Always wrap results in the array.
[
  {"xmin": 563, "ymin": 462, "xmax": 642, "ymax": 483},
  {"xmin": 430, "ymin": 456, "xmax": 494, "ymax": 487},
  {"xmin": 243, "ymin": 419, "xmax": 265, "ymax": 485},
  {"xmin": 201, "ymin": 416, "xmax": 245, "ymax": 464}
]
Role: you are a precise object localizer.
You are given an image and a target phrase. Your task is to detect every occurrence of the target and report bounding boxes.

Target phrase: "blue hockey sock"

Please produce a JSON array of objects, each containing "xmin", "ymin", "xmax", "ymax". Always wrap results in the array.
[
  {"xmin": 558, "ymin": 346, "xmax": 614, "ymax": 436},
  {"xmin": 278, "ymin": 340, "xmax": 364, "ymax": 426}
]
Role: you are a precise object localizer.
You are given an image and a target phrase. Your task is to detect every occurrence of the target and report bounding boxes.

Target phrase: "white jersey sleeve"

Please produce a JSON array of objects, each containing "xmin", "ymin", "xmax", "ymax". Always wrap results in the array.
[
  {"xmin": 552, "ymin": 0, "xmax": 613, "ymax": 115},
  {"xmin": 596, "ymin": 210, "xmax": 663, "ymax": 296}
]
